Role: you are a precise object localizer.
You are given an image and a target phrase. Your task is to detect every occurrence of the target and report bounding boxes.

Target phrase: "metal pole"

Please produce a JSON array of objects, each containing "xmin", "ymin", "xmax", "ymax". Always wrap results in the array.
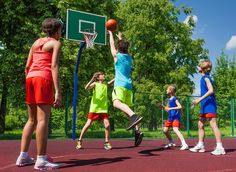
[
  {"xmin": 161, "ymin": 94, "xmax": 164, "ymax": 128},
  {"xmin": 186, "ymin": 96, "xmax": 190, "ymax": 137},
  {"xmin": 64, "ymin": 89, "xmax": 69, "ymax": 136},
  {"xmin": 72, "ymin": 42, "xmax": 86, "ymax": 140},
  {"xmin": 231, "ymin": 98, "xmax": 235, "ymax": 137}
]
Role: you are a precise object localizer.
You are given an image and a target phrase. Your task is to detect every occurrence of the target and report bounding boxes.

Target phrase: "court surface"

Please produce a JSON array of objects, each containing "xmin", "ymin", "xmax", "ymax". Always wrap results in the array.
[{"xmin": 1, "ymin": 138, "xmax": 236, "ymax": 172}]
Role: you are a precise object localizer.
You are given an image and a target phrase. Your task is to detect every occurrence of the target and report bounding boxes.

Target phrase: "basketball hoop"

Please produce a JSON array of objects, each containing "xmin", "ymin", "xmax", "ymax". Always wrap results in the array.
[{"xmin": 82, "ymin": 28, "xmax": 98, "ymax": 49}]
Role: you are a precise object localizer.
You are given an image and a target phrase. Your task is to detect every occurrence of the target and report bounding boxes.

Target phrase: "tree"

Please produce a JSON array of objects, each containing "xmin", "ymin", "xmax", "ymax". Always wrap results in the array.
[{"xmin": 115, "ymin": 0, "xmax": 208, "ymax": 130}]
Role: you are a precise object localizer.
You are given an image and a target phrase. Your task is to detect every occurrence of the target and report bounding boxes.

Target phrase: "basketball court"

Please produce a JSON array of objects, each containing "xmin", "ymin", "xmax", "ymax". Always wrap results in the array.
[{"xmin": 1, "ymin": 138, "xmax": 236, "ymax": 172}]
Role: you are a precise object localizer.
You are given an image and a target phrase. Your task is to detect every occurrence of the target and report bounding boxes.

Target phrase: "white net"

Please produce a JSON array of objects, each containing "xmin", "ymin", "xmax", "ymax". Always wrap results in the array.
[{"xmin": 83, "ymin": 30, "xmax": 98, "ymax": 49}]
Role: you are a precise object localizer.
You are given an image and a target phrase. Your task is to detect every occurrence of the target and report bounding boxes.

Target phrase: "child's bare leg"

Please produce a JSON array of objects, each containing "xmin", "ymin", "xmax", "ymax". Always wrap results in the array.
[
  {"xmin": 36, "ymin": 105, "xmax": 51, "ymax": 156},
  {"xmin": 209, "ymin": 118, "xmax": 223, "ymax": 147},
  {"xmin": 103, "ymin": 119, "xmax": 110, "ymax": 142},
  {"xmin": 20, "ymin": 105, "xmax": 37, "ymax": 152},
  {"xmin": 79, "ymin": 119, "xmax": 93, "ymax": 141},
  {"xmin": 173, "ymin": 127, "xmax": 187, "ymax": 146},
  {"xmin": 113, "ymin": 99, "xmax": 134, "ymax": 117},
  {"xmin": 198, "ymin": 118, "xmax": 206, "ymax": 144},
  {"xmin": 163, "ymin": 127, "xmax": 173, "ymax": 143}
]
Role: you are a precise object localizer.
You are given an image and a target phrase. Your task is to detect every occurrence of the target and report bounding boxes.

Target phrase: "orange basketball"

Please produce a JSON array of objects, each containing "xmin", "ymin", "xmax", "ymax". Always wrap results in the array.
[{"xmin": 106, "ymin": 19, "xmax": 118, "ymax": 32}]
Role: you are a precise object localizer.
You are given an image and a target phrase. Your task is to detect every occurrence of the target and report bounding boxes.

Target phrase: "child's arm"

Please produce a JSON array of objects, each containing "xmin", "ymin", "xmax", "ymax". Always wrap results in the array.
[
  {"xmin": 107, "ymin": 78, "xmax": 115, "ymax": 86},
  {"xmin": 85, "ymin": 74, "xmax": 97, "ymax": 90},
  {"xmin": 167, "ymin": 99, "xmax": 182, "ymax": 110},
  {"xmin": 108, "ymin": 31, "xmax": 118, "ymax": 62},
  {"xmin": 51, "ymin": 40, "xmax": 62, "ymax": 107},
  {"xmin": 25, "ymin": 46, "xmax": 34, "ymax": 76},
  {"xmin": 192, "ymin": 77, "xmax": 214, "ymax": 105}
]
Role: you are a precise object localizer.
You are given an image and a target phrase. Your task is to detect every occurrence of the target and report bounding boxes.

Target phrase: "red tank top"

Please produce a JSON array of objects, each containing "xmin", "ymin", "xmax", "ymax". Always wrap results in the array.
[{"xmin": 27, "ymin": 37, "xmax": 55, "ymax": 80}]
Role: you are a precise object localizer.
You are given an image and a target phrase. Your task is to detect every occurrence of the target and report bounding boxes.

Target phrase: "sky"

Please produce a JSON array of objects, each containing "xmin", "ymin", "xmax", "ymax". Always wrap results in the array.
[{"xmin": 173, "ymin": 0, "xmax": 236, "ymax": 95}]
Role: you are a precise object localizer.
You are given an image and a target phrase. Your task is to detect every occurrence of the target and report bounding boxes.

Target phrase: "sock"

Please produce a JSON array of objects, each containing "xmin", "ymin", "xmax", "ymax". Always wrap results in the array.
[
  {"xmin": 216, "ymin": 142, "xmax": 223, "ymax": 149},
  {"xmin": 37, "ymin": 155, "xmax": 47, "ymax": 161},
  {"xmin": 197, "ymin": 141, "xmax": 204, "ymax": 147},
  {"xmin": 181, "ymin": 139, "xmax": 187, "ymax": 146},
  {"xmin": 20, "ymin": 152, "xmax": 28, "ymax": 158}
]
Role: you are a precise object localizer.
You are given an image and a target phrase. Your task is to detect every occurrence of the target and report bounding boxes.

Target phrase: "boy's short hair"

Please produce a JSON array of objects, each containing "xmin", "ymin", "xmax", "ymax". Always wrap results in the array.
[
  {"xmin": 198, "ymin": 59, "xmax": 212, "ymax": 74},
  {"xmin": 117, "ymin": 40, "xmax": 129, "ymax": 53},
  {"xmin": 42, "ymin": 18, "xmax": 62, "ymax": 36},
  {"xmin": 168, "ymin": 84, "xmax": 177, "ymax": 94}
]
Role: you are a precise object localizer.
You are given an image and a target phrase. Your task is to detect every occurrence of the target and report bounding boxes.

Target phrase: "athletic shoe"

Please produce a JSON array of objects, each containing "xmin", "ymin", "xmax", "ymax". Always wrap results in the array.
[
  {"xmin": 127, "ymin": 114, "xmax": 143, "ymax": 130},
  {"xmin": 16, "ymin": 155, "xmax": 34, "ymax": 167},
  {"xmin": 180, "ymin": 144, "xmax": 189, "ymax": 150},
  {"xmin": 34, "ymin": 157, "xmax": 60, "ymax": 170},
  {"xmin": 189, "ymin": 145, "xmax": 205, "ymax": 153},
  {"xmin": 164, "ymin": 143, "xmax": 176, "ymax": 148},
  {"xmin": 104, "ymin": 142, "xmax": 112, "ymax": 150},
  {"xmin": 211, "ymin": 148, "xmax": 226, "ymax": 155},
  {"xmin": 134, "ymin": 131, "xmax": 144, "ymax": 147},
  {"xmin": 76, "ymin": 140, "xmax": 82, "ymax": 149}
]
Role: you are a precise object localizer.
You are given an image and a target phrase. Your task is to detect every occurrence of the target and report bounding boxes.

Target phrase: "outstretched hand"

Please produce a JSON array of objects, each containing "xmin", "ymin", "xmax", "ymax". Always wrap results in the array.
[{"xmin": 116, "ymin": 32, "xmax": 123, "ymax": 40}]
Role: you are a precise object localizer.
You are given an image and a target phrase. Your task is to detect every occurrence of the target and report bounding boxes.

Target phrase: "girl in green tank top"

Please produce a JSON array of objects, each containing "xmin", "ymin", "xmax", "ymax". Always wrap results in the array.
[{"xmin": 76, "ymin": 72, "xmax": 114, "ymax": 150}]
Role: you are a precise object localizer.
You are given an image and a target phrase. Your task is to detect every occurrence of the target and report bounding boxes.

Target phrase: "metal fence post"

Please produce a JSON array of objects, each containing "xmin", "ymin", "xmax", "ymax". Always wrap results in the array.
[
  {"xmin": 230, "ymin": 98, "xmax": 235, "ymax": 137},
  {"xmin": 186, "ymin": 96, "xmax": 190, "ymax": 137},
  {"xmin": 65, "ymin": 90, "xmax": 69, "ymax": 136}
]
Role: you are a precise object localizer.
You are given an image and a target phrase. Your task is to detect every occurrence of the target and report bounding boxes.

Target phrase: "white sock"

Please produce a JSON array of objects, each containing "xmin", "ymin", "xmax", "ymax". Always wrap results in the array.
[
  {"xmin": 37, "ymin": 155, "xmax": 47, "ymax": 161},
  {"xmin": 197, "ymin": 141, "xmax": 204, "ymax": 147},
  {"xmin": 20, "ymin": 152, "xmax": 28, "ymax": 158},
  {"xmin": 216, "ymin": 142, "xmax": 223, "ymax": 149},
  {"xmin": 181, "ymin": 140, "xmax": 187, "ymax": 146}
]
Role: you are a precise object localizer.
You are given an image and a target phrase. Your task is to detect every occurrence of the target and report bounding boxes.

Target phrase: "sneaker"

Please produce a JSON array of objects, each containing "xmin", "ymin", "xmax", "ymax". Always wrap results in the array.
[
  {"xmin": 134, "ymin": 131, "xmax": 143, "ymax": 147},
  {"xmin": 104, "ymin": 142, "xmax": 112, "ymax": 150},
  {"xmin": 76, "ymin": 140, "xmax": 82, "ymax": 149},
  {"xmin": 127, "ymin": 114, "xmax": 143, "ymax": 130},
  {"xmin": 189, "ymin": 145, "xmax": 205, "ymax": 153},
  {"xmin": 180, "ymin": 144, "xmax": 189, "ymax": 150},
  {"xmin": 211, "ymin": 148, "xmax": 226, "ymax": 155},
  {"xmin": 164, "ymin": 143, "xmax": 176, "ymax": 148},
  {"xmin": 34, "ymin": 157, "xmax": 60, "ymax": 170},
  {"xmin": 16, "ymin": 155, "xmax": 34, "ymax": 167}
]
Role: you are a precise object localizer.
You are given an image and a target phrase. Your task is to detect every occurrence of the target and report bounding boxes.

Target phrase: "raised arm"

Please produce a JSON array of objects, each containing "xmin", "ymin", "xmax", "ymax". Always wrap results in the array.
[
  {"xmin": 85, "ymin": 74, "xmax": 96, "ymax": 90},
  {"xmin": 108, "ymin": 31, "xmax": 117, "ymax": 62},
  {"xmin": 107, "ymin": 78, "xmax": 115, "ymax": 86}
]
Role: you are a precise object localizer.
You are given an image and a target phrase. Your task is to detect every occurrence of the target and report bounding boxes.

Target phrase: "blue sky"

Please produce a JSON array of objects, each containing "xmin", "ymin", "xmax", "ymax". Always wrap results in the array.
[{"xmin": 174, "ymin": 0, "xmax": 236, "ymax": 95}]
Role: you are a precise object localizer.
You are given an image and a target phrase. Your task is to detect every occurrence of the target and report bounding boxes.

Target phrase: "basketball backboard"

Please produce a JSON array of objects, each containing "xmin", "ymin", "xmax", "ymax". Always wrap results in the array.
[{"xmin": 66, "ymin": 9, "xmax": 107, "ymax": 45}]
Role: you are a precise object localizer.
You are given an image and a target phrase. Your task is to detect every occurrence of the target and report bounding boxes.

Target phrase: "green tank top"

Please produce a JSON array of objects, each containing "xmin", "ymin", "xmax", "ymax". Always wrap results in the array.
[{"xmin": 89, "ymin": 83, "xmax": 108, "ymax": 113}]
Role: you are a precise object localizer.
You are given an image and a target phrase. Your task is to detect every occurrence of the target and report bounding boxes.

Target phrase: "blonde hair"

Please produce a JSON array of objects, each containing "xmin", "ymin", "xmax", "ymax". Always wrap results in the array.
[
  {"xmin": 198, "ymin": 59, "xmax": 212, "ymax": 74},
  {"xmin": 93, "ymin": 71, "xmax": 104, "ymax": 82},
  {"xmin": 167, "ymin": 84, "xmax": 177, "ymax": 94}
]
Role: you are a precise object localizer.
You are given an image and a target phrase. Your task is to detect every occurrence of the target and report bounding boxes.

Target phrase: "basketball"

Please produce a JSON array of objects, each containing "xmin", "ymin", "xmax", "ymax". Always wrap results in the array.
[{"xmin": 106, "ymin": 19, "xmax": 118, "ymax": 32}]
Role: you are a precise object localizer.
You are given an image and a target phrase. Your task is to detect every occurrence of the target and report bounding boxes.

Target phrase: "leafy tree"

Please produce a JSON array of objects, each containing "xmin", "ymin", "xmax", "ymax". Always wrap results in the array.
[{"xmin": 115, "ymin": 0, "xmax": 208, "ymax": 130}]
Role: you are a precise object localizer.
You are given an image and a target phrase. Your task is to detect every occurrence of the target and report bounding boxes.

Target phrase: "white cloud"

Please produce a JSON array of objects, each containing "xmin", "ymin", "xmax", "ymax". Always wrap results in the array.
[
  {"xmin": 226, "ymin": 35, "xmax": 236, "ymax": 50},
  {"xmin": 183, "ymin": 15, "xmax": 198, "ymax": 25}
]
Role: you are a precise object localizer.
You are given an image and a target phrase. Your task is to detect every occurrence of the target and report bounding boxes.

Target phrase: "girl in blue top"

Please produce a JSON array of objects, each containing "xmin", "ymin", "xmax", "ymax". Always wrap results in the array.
[
  {"xmin": 190, "ymin": 59, "xmax": 225, "ymax": 155},
  {"xmin": 163, "ymin": 85, "xmax": 188, "ymax": 150}
]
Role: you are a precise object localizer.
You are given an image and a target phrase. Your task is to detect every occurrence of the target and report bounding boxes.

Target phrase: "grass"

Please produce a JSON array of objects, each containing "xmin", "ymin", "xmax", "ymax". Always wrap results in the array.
[{"xmin": 0, "ymin": 126, "xmax": 235, "ymax": 140}]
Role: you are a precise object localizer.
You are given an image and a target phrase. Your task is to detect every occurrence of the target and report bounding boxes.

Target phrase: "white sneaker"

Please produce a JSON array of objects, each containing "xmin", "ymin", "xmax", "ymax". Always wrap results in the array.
[
  {"xmin": 180, "ymin": 144, "xmax": 189, "ymax": 150},
  {"xmin": 189, "ymin": 145, "xmax": 205, "ymax": 153},
  {"xmin": 164, "ymin": 143, "xmax": 176, "ymax": 148},
  {"xmin": 211, "ymin": 148, "xmax": 226, "ymax": 155},
  {"xmin": 16, "ymin": 155, "xmax": 34, "ymax": 166},
  {"xmin": 34, "ymin": 156, "xmax": 60, "ymax": 170}
]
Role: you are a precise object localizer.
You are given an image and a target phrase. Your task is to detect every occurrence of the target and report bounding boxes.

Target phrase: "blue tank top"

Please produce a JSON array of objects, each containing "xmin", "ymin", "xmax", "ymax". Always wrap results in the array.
[
  {"xmin": 200, "ymin": 74, "xmax": 217, "ymax": 114},
  {"xmin": 168, "ymin": 96, "xmax": 181, "ymax": 121},
  {"xmin": 114, "ymin": 53, "xmax": 132, "ymax": 90}
]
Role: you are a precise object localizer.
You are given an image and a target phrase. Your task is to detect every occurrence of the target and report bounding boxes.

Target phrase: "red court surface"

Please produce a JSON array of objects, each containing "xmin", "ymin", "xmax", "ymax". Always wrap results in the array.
[{"xmin": 0, "ymin": 138, "xmax": 236, "ymax": 172}]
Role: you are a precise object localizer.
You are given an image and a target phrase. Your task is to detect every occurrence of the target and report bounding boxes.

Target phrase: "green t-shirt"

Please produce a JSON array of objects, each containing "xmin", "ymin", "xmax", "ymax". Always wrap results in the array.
[{"xmin": 89, "ymin": 83, "xmax": 108, "ymax": 113}]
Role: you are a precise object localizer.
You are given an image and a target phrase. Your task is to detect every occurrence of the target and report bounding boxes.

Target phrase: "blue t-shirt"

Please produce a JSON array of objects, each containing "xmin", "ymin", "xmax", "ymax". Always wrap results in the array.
[
  {"xmin": 168, "ymin": 96, "xmax": 181, "ymax": 121},
  {"xmin": 114, "ymin": 53, "xmax": 132, "ymax": 90},
  {"xmin": 200, "ymin": 74, "xmax": 217, "ymax": 114}
]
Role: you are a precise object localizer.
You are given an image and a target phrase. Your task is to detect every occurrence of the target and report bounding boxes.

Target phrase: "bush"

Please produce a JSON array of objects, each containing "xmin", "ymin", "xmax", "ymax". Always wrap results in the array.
[{"xmin": 5, "ymin": 115, "xmax": 20, "ymax": 131}]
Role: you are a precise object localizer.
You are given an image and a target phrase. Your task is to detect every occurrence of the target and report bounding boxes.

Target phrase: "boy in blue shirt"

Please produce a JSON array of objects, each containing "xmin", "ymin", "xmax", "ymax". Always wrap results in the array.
[
  {"xmin": 190, "ymin": 59, "xmax": 225, "ymax": 155},
  {"xmin": 108, "ymin": 31, "xmax": 143, "ymax": 146}
]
